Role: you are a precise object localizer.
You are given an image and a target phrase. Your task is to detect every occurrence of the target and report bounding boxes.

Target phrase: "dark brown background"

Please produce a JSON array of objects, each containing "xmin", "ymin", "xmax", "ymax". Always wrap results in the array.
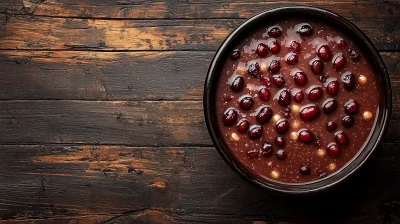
[{"xmin": 0, "ymin": 1, "xmax": 398, "ymax": 223}]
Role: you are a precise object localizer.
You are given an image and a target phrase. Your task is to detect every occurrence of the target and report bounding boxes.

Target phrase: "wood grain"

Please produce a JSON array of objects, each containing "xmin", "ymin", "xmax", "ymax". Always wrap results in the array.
[
  {"xmin": 0, "ymin": 144, "xmax": 398, "ymax": 223},
  {"xmin": 0, "ymin": 51, "xmax": 212, "ymax": 101},
  {"xmin": 0, "ymin": 100, "xmax": 209, "ymax": 146},
  {"xmin": 0, "ymin": 13, "xmax": 397, "ymax": 51},
  {"xmin": 0, "ymin": 51, "xmax": 397, "ymax": 101}
]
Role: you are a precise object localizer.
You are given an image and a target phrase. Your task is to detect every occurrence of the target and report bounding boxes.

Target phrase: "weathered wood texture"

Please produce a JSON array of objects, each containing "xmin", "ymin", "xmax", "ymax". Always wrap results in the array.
[
  {"xmin": 0, "ymin": 51, "xmax": 398, "ymax": 101},
  {"xmin": 0, "ymin": 14, "xmax": 397, "ymax": 51},
  {"xmin": 0, "ymin": 144, "xmax": 399, "ymax": 224},
  {"xmin": 0, "ymin": 0, "xmax": 399, "ymax": 223}
]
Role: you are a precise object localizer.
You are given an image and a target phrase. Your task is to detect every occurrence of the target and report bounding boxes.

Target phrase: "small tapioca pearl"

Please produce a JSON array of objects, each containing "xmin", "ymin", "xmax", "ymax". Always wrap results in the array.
[
  {"xmin": 290, "ymin": 104, "xmax": 300, "ymax": 113},
  {"xmin": 271, "ymin": 170, "xmax": 280, "ymax": 179},
  {"xmin": 362, "ymin": 111, "xmax": 373, "ymax": 121},
  {"xmin": 291, "ymin": 120, "xmax": 300, "ymax": 129},
  {"xmin": 273, "ymin": 114, "xmax": 281, "ymax": 122},
  {"xmin": 231, "ymin": 133, "xmax": 240, "ymax": 142},
  {"xmin": 260, "ymin": 63, "xmax": 268, "ymax": 72},
  {"xmin": 317, "ymin": 149, "xmax": 326, "ymax": 157},
  {"xmin": 358, "ymin": 75, "xmax": 367, "ymax": 86},
  {"xmin": 290, "ymin": 132, "xmax": 298, "ymax": 141},
  {"xmin": 237, "ymin": 66, "xmax": 247, "ymax": 75},
  {"xmin": 328, "ymin": 163, "xmax": 337, "ymax": 171}
]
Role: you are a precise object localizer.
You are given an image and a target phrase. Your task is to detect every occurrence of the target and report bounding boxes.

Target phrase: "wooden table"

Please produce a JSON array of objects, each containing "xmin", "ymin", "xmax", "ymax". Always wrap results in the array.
[{"xmin": 0, "ymin": 1, "xmax": 398, "ymax": 223}]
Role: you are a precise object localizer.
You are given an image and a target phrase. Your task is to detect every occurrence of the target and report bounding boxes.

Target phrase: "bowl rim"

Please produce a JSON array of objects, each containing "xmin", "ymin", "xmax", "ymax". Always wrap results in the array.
[{"xmin": 203, "ymin": 5, "xmax": 392, "ymax": 195}]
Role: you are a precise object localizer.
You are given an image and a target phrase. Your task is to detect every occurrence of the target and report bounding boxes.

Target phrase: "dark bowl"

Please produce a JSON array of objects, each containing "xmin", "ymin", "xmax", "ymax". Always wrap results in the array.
[{"xmin": 203, "ymin": 6, "xmax": 392, "ymax": 195}]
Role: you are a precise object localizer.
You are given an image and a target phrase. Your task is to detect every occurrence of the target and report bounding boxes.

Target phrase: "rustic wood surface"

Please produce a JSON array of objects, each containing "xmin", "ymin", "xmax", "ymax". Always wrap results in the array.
[{"xmin": 0, "ymin": 0, "xmax": 399, "ymax": 223}]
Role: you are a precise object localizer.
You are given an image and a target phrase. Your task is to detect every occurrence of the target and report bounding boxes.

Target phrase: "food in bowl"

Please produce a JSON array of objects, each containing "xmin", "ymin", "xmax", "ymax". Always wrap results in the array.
[{"xmin": 215, "ymin": 16, "xmax": 381, "ymax": 183}]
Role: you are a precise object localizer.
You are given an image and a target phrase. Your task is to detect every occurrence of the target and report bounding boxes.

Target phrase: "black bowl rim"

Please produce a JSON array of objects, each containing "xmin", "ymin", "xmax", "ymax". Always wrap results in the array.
[{"xmin": 203, "ymin": 6, "xmax": 392, "ymax": 195}]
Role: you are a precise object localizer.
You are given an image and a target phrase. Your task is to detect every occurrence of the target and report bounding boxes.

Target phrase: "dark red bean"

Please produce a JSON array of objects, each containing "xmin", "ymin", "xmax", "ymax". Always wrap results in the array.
[
  {"xmin": 318, "ymin": 74, "xmax": 328, "ymax": 83},
  {"xmin": 307, "ymin": 86, "xmax": 323, "ymax": 101},
  {"xmin": 268, "ymin": 26, "xmax": 282, "ymax": 37},
  {"xmin": 259, "ymin": 87, "xmax": 270, "ymax": 101},
  {"xmin": 286, "ymin": 53, "xmax": 298, "ymax": 65},
  {"xmin": 293, "ymin": 71, "xmax": 307, "ymax": 86},
  {"xmin": 341, "ymin": 72, "xmax": 356, "ymax": 90},
  {"xmin": 275, "ymin": 136, "xmax": 285, "ymax": 147},
  {"xmin": 327, "ymin": 121, "xmax": 337, "ymax": 132},
  {"xmin": 260, "ymin": 76, "xmax": 271, "ymax": 86},
  {"xmin": 248, "ymin": 125, "xmax": 263, "ymax": 139},
  {"xmin": 236, "ymin": 119, "xmax": 249, "ymax": 133},
  {"xmin": 337, "ymin": 38, "xmax": 347, "ymax": 49},
  {"xmin": 239, "ymin": 95, "xmax": 254, "ymax": 110},
  {"xmin": 342, "ymin": 115, "xmax": 354, "ymax": 128},
  {"xmin": 269, "ymin": 59, "xmax": 280, "ymax": 74},
  {"xmin": 261, "ymin": 142, "xmax": 273, "ymax": 157},
  {"xmin": 223, "ymin": 108, "xmax": 238, "ymax": 126},
  {"xmin": 344, "ymin": 99, "xmax": 359, "ymax": 114},
  {"xmin": 256, "ymin": 106, "xmax": 273, "ymax": 124},
  {"xmin": 348, "ymin": 49, "xmax": 361, "ymax": 61},
  {"xmin": 326, "ymin": 80, "xmax": 339, "ymax": 95},
  {"xmin": 298, "ymin": 129, "xmax": 314, "ymax": 143},
  {"xmin": 248, "ymin": 62, "xmax": 261, "ymax": 77},
  {"xmin": 276, "ymin": 149, "xmax": 287, "ymax": 160},
  {"xmin": 276, "ymin": 119, "xmax": 290, "ymax": 134},
  {"xmin": 300, "ymin": 165, "xmax": 311, "ymax": 175},
  {"xmin": 247, "ymin": 149, "xmax": 260, "ymax": 159},
  {"xmin": 231, "ymin": 49, "xmax": 240, "ymax": 60},
  {"xmin": 327, "ymin": 142, "xmax": 340, "ymax": 157},
  {"xmin": 272, "ymin": 74, "xmax": 285, "ymax": 87},
  {"xmin": 268, "ymin": 39, "xmax": 280, "ymax": 54},
  {"xmin": 283, "ymin": 107, "xmax": 291, "ymax": 117},
  {"xmin": 335, "ymin": 131, "xmax": 349, "ymax": 146},
  {"xmin": 309, "ymin": 58, "xmax": 324, "ymax": 74},
  {"xmin": 231, "ymin": 76, "xmax": 244, "ymax": 92},
  {"xmin": 278, "ymin": 89, "xmax": 291, "ymax": 106},
  {"xmin": 297, "ymin": 23, "xmax": 313, "ymax": 37},
  {"xmin": 332, "ymin": 53, "xmax": 346, "ymax": 71},
  {"xmin": 289, "ymin": 41, "xmax": 301, "ymax": 53},
  {"xmin": 300, "ymin": 104, "xmax": 320, "ymax": 121},
  {"xmin": 323, "ymin": 98, "xmax": 338, "ymax": 114},
  {"xmin": 256, "ymin": 43, "xmax": 268, "ymax": 57},
  {"xmin": 293, "ymin": 90, "xmax": 304, "ymax": 103},
  {"xmin": 317, "ymin": 45, "xmax": 332, "ymax": 61}
]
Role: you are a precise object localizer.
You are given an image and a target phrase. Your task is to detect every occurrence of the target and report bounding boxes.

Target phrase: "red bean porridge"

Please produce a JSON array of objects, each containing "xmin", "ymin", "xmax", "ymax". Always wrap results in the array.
[{"xmin": 216, "ymin": 18, "xmax": 380, "ymax": 183}]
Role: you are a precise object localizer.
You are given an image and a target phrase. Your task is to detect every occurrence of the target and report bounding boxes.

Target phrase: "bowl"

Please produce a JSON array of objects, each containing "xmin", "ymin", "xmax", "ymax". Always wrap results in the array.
[{"xmin": 203, "ymin": 6, "xmax": 392, "ymax": 195}]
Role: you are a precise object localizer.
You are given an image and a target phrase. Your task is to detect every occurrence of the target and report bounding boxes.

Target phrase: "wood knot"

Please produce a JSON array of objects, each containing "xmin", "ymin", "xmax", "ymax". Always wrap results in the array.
[{"xmin": 149, "ymin": 178, "xmax": 166, "ymax": 189}]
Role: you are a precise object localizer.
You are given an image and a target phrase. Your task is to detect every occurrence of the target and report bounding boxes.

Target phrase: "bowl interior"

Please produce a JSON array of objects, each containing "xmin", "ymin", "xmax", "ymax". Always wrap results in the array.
[{"xmin": 203, "ymin": 6, "xmax": 391, "ymax": 194}]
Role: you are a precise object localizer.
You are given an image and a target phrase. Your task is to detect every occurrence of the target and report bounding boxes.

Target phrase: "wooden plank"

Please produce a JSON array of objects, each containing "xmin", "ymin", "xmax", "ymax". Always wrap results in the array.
[
  {"xmin": 0, "ymin": 13, "xmax": 397, "ymax": 51},
  {"xmin": 0, "ymin": 99, "xmax": 399, "ymax": 145},
  {"xmin": 0, "ymin": 51, "xmax": 212, "ymax": 101},
  {"xmin": 0, "ymin": 51, "xmax": 397, "ymax": 101},
  {"xmin": 0, "ymin": 215, "xmax": 113, "ymax": 224},
  {"xmin": 0, "ymin": 1, "xmax": 398, "ymax": 22},
  {"xmin": 0, "ymin": 144, "xmax": 398, "ymax": 222},
  {"xmin": 0, "ymin": 100, "xmax": 210, "ymax": 146}
]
